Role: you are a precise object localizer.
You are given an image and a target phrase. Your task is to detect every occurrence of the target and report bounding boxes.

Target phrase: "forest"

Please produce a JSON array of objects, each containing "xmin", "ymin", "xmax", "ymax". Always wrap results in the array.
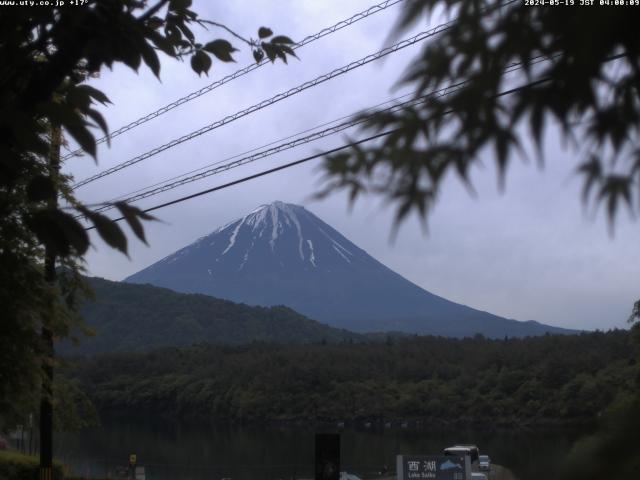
[
  {"xmin": 61, "ymin": 277, "xmax": 360, "ymax": 355},
  {"xmin": 63, "ymin": 328, "xmax": 639, "ymax": 428}
]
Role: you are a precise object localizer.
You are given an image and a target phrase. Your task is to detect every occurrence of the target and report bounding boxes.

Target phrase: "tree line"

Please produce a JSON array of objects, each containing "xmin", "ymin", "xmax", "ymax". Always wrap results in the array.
[{"xmin": 63, "ymin": 328, "xmax": 639, "ymax": 427}]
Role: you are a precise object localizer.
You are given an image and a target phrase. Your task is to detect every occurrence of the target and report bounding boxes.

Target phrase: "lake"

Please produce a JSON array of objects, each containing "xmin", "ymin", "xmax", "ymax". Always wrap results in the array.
[{"xmin": 54, "ymin": 421, "xmax": 590, "ymax": 480}]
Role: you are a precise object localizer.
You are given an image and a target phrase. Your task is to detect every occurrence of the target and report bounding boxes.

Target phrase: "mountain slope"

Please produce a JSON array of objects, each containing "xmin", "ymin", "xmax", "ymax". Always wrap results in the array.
[
  {"xmin": 59, "ymin": 277, "xmax": 361, "ymax": 355},
  {"xmin": 125, "ymin": 201, "xmax": 574, "ymax": 337}
]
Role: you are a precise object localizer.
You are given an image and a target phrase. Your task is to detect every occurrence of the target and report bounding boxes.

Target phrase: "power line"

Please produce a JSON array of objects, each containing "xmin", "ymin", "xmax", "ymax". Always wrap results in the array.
[
  {"xmin": 94, "ymin": 91, "xmax": 420, "ymax": 210},
  {"xmin": 89, "ymin": 86, "xmax": 461, "ymax": 215},
  {"xmin": 85, "ymin": 129, "xmax": 397, "ymax": 231},
  {"xmin": 72, "ymin": 23, "xmax": 455, "ymax": 189},
  {"xmin": 90, "ymin": 54, "xmax": 549, "ymax": 214},
  {"xmin": 85, "ymin": 75, "xmax": 560, "ymax": 231},
  {"xmin": 103, "ymin": 90, "xmax": 418, "ymax": 204},
  {"xmin": 73, "ymin": 0, "xmax": 522, "ymax": 188},
  {"xmin": 61, "ymin": 0, "xmax": 407, "ymax": 161}
]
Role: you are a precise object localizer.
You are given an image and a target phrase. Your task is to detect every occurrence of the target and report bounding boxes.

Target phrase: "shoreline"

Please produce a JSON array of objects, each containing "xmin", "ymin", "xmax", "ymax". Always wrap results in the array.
[{"xmin": 91, "ymin": 411, "xmax": 597, "ymax": 432}]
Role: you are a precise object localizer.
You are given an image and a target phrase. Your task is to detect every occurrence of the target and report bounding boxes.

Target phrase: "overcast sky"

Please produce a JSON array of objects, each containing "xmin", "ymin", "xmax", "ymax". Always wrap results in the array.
[{"xmin": 62, "ymin": 0, "xmax": 638, "ymax": 331}]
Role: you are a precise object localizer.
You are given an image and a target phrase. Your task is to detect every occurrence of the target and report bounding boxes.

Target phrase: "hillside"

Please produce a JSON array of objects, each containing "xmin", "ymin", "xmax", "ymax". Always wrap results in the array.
[{"xmin": 59, "ymin": 277, "xmax": 362, "ymax": 356}]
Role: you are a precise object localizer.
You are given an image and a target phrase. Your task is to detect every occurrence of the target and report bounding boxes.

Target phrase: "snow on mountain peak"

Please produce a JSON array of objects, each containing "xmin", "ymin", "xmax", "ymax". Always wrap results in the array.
[
  {"xmin": 153, "ymin": 201, "xmax": 361, "ymax": 272},
  {"xmin": 203, "ymin": 201, "xmax": 360, "ymax": 269},
  {"xmin": 242, "ymin": 202, "xmax": 306, "ymax": 256}
]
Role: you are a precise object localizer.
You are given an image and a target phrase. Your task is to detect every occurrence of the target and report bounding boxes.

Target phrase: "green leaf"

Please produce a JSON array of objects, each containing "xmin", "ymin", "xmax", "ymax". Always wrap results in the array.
[
  {"xmin": 183, "ymin": 8, "xmax": 198, "ymax": 21},
  {"xmin": 57, "ymin": 211, "xmax": 90, "ymax": 255},
  {"xmin": 271, "ymin": 35, "xmax": 294, "ymax": 45},
  {"xmin": 169, "ymin": 0, "xmax": 192, "ymax": 10},
  {"xmin": 65, "ymin": 120, "xmax": 97, "ymax": 158},
  {"xmin": 85, "ymin": 108, "xmax": 109, "ymax": 138},
  {"xmin": 148, "ymin": 30, "xmax": 176, "ymax": 56},
  {"xmin": 165, "ymin": 23, "xmax": 181, "ymax": 43},
  {"xmin": 577, "ymin": 155, "xmax": 602, "ymax": 203},
  {"xmin": 146, "ymin": 16, "xmax": 165, "ymax": 30},
  {"xmin": 140, "ymin": 41, "xmax": 161, "ymax": 77},
  {"xmin": 26, "ymin": 175, "xmax": 57, "ymax": 203},
  {"xmin": 252, "ymin": 48, "xmax": 264, "ymax": 64},
  {"xmin": 25, "ymin": 210, "xmax": 70, "ymax": 257},
  {"xmin": 277, "ymin": 44, "xmax": 297, "ymax": 58},
  {"xmin": 75, "ymin": 85, "xmax": 111, "ymax": 105},
  {"xmin": 8, "ymin": 115, "xmax": 49, "ymax": 156},
  {"xmin": 260, "ymin": 40, "xmax": 297, "ymax": 63},
  {"xmin": 117, "ymin": 37, "xmax": 142, "ymax": 70},
  {"xmin": 65, "ymin": 86, "xmax": 92, "ymax": 110},
  {"xmin": 261, "ymin": 43, "xmax": 277, "ymax": 63},
  {"xmin": 190, "ymin": 50, "xmax": 212, "ymax": 76},
  {"xmin": 629, "ymin": 300, "xmax": 640, "ymax": 323},
  {"xmin": 595, "ymin": 174, "xmax": 633, "ymax": 233},
  {"xmin": 176, "ymin": 20, "xmax": 195, "ymax": 43},
  {"xmin": 86, "ymin": 211, "xmax": 128, "ymax": 255},
  {"xmin": 24, "ymin": 209, "xmax": 89, "ymax": 256},
  {"xmin": 273, "ymin": 45, "xmax": 288, "ymax": 64},
  {"xmin": 203, "ymin": 39, "xmax": 237, "ymax": 62},
  {"xmin": 39, "ymin": 102, "xmax": 97, "ymax": 158},
  {"xmin": 114, "ymin": 202, "xmax": 156, "ymax": 245},
  {"xmin": 258, "ymin": 27, "xmax": 273, "ymax": 39}
]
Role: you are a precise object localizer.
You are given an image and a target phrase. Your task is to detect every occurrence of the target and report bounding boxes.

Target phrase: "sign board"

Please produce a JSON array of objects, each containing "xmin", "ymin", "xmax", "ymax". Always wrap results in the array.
[
  {"xmin": 396, "ymin": 455, "xmax": 467, "ymax": 480},
  {"xmin": 129, "ymin": 454, "xmax": 137, "ymax": 465},
  {"xmin": 135, "ymin": 466, "xmax": 145, "ymax": 480}
]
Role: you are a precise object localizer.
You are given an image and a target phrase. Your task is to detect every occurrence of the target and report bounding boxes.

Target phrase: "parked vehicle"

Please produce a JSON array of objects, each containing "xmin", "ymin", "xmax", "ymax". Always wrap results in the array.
[
  {"xmin": 471, "ymin": 473, "xmax": 488, "ymax": 480},
  {"xmin": 478, "ymin": 455, "xmax": 491, "ymax": 471},
  {"xmin": 443, "ymin": 444, "xmax": 480, "ymax": 464}
]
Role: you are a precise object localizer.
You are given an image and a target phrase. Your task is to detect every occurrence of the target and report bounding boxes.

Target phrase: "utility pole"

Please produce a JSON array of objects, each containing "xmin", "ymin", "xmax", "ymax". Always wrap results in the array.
[{"xmin": 39, "ymin": 124, "xmax": 61, "ymax": 480}]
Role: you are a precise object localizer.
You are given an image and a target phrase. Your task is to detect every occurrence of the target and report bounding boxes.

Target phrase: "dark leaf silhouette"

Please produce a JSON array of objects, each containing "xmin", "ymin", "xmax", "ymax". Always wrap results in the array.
[
  {"xmin": 190, "ymin": 50, "xmax": 212, "ymax": 75},
  {"xmin": 114, "ymin": 202, "xmax": 157, "ymax": 245},
  {"xmin": 26, "ymin": 175, "xmax": 56, "ymax": 203},
  {"xmin": 318, "ymin": 2, "xmax": 640, "ymax": 229},
  {"xmin": 258, "ymin": 27, "xmax": 273, "ymax": 39},
  {"xmin": 203, "ymin": 39, "xmax": 237, "ymax": 62}
]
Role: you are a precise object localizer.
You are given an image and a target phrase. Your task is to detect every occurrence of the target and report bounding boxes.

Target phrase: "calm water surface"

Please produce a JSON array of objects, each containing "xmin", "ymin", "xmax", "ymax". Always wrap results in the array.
[{"xmin": 55, "ymin": 421, "xmax": 590, "ymax": 480}]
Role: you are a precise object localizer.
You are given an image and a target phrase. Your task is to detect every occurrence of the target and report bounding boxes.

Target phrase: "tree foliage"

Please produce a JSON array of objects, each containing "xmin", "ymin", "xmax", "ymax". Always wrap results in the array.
[
  {"xmin": 320, "ymin": 1, "xmax": 640, "ymax": 228},
  {"xmin": 629, "ymin": 299, "xmax": 640, "ymax": 323},
  {"xmin": 0, "ymin": 0, "xmax": 295, "ymax": 421},
  {"xmin": 60, "ymin": 277, "xmax": 361, "ymax": 355},
  {"xmin": 560, "ymin": 322, "xmax": 640, "ymax": 480},
  {"xmin": 0, "ymin": 0, "xmax": 295, "ymax": 258},
  {"xmin": 0, "ymin": 167, "xmax": 87, "ymax": 424},
  {"xmin": 64, "ymin": 329, "xmax": 638, "ymax": 427}
]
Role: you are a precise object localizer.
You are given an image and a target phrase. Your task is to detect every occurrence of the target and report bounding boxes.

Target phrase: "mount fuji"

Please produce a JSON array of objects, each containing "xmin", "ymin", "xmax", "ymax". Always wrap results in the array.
[{"xmin": 125, "ymin": 201, "xmax": 572, "ymax": 337}]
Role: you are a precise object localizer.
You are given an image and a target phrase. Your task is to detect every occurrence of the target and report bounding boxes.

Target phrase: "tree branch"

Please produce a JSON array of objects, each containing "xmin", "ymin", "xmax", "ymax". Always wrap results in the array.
[
  {"xmin": 139, "ymin": 0, "xmax": 170, "ymax": 22},
  {"xmin": 197, "ymin": 20, "xmax": 252, "ymax": 47}
]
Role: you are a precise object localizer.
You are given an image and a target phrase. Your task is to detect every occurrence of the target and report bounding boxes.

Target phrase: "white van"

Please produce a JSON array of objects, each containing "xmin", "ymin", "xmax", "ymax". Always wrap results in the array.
[{"xmin": 443, "ymin": 444, "xmax": 480, "ymax": 464}]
